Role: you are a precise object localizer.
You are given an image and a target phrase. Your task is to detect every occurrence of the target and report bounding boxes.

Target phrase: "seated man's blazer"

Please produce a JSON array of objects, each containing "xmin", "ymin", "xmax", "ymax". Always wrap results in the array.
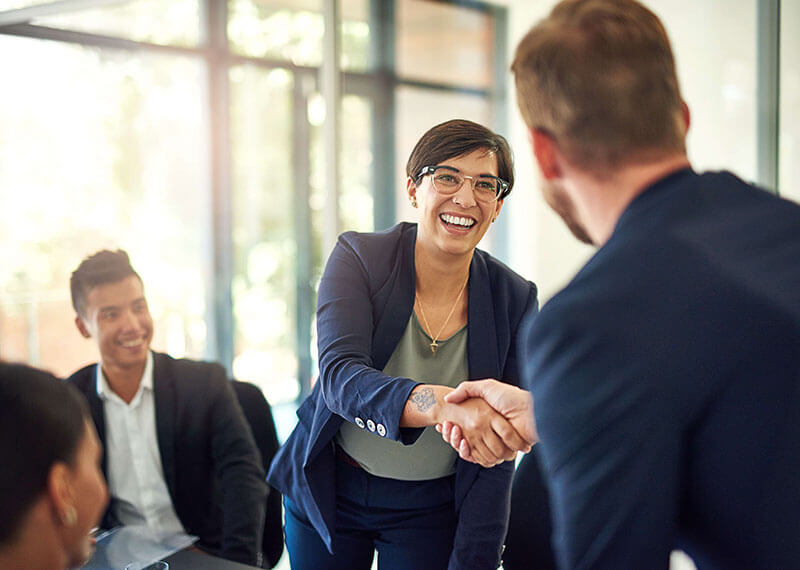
[{"xmin": 68, "ymin": 351, "xmax": 268, "ymax": 566}]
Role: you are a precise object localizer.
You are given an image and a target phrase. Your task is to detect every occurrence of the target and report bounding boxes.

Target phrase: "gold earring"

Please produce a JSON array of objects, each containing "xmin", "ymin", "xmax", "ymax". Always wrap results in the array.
[
  {"xmin": 411, "ymin": 198, "xmax": 417, "ymax": 208},
  {"xmin": 62, "ymin": 506, "xmax": 77, "ymax": 527}
]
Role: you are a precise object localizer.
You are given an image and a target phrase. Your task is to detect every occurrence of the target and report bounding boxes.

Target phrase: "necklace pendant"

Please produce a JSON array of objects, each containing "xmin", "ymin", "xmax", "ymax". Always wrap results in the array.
[{"xmin": 429, "ymin": 340, "xmax": 439, "ymax": 355}]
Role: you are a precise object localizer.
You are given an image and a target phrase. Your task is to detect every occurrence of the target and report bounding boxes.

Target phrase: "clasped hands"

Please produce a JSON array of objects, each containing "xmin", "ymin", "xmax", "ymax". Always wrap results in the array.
[{"xmin": 436, "ymin": 379, "xmax": 536, "ymax": 468}]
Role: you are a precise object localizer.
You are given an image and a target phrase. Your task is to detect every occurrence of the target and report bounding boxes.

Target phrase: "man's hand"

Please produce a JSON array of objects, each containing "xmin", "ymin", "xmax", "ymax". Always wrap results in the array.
[
  {"xmin": 436, "ymin": 380, "xmax": 536, "ymax": 463},
  {"xmin": 437, "ymin": 397, "xmax": 530, "ymax": 468}
]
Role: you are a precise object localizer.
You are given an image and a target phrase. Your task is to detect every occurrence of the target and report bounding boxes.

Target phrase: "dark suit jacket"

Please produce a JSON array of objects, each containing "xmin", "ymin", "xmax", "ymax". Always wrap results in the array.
[
  {"xmin": 268, "ymin": 222, "xmax": 539, "ymax": 570},
  {"xmin": 68, "ymin": 352, "xmax": 268, "ymax": 566},
  {"xmin": 521, "ymin": 169, "xmax": 800, "ymax": 569}
]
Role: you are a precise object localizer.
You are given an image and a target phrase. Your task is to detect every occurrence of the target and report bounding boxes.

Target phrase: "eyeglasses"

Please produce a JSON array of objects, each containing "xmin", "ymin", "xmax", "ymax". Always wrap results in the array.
[{"xmin": 418, "ymin": 165, "xmax": 509, "ymax": 203}]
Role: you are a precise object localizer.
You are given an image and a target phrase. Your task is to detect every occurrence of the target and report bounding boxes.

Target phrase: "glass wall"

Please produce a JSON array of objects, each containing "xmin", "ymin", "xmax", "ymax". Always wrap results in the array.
[
  {"xmin": 32, "ymin": 0, "xmax": 201, "ymax": 46},
  {"xmin": 780, "ymin": 0, "xmax": 800, "ymax": 203},
  {"xmin": 229, "ymin": 64, "xmax": 298, "ymax": 402},
  {"xmin": 652, "ymin": 0, "xmax": 758, "ymax": 180},
  {"xmin": 396, "ymin": 0, "xmax": 494, "ymax": 89}
]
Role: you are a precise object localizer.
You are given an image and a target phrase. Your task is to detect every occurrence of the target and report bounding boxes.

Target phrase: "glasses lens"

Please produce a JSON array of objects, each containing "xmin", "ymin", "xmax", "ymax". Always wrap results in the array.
[
  {"xmin": 432, "ymin": 171, "xmax": 463, "ymax": 194},
  {"xmin": 427, "ymin": 168, "xmax": 502, "ymax": 202},
  {"xmin": 474, "ymin": 178, "xmax": 499, "ymax": 202}
]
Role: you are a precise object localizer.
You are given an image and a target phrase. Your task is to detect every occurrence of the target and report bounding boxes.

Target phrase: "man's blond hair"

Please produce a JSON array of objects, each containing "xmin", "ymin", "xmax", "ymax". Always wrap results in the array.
[{"xmin": 512, "ymin": 0, "xmax": 686, "ymax": 170}]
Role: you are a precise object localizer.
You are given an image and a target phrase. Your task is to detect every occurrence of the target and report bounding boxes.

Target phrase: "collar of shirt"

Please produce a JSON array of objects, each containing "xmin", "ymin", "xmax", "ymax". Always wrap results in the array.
[{"xmin": 95, "ymin": 351, "xmax": 154, "ymax": 407}]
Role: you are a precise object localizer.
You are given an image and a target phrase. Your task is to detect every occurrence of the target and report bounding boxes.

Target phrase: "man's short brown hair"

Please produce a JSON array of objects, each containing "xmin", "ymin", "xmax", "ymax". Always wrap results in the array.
[
  {"xmin": 70, "ymin": 249, "xmax": 141, "ymax": 317},
  {"xmin": 511, "ymin": 0, "xmax": 686, "ymax": 170}
]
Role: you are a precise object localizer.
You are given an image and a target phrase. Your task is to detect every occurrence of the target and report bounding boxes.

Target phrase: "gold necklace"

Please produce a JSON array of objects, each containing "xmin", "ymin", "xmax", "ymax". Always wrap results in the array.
[{"xmin": 415, "ymin": 275, "xmax": 469, "ymax": 355}]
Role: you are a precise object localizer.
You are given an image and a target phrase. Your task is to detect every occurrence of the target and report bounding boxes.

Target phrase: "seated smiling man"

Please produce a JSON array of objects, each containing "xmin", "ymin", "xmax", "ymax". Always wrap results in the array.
[{"xmin": 67, "ymin": 249, "xmax": 267, "ymax": 566}]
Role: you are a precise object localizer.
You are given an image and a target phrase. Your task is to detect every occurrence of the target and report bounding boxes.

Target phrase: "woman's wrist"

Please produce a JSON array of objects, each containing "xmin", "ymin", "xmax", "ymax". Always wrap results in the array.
[{"xmin": 402, "ymin": 384, "xmax": 453, "ymax": 427}]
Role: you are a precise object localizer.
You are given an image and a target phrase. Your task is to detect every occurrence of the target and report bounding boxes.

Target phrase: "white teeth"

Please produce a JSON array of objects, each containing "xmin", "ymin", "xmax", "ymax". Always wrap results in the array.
[
  {"xmin": 440, "ymin": 214, "xmax": 475, "ymax": 228},
  {"xmin": 121, "ymin": 340, "xmax": 142, "ymax": 348}
]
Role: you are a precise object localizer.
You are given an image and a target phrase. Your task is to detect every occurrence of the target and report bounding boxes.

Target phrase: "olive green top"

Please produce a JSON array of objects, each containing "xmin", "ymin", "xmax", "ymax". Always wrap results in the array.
[{"xmin": 335, "ymin": 312, "xmax": 468, "ymax": 480}]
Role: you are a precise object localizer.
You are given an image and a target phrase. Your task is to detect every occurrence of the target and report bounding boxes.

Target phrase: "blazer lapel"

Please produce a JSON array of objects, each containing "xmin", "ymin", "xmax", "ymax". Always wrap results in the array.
[
  {"xmin": 372, "ymin": 225, "xmax": 416, "ymax": 369},
  {"xmin": 467, "ymin": 252, "xmax": 500, "ymax": 380},
  {"xmin": 89, "ymin": 365, "xmax": 108, "ymax": 476},
  {"xmin": 455, "ymin": 253, "xmax": 502, "ymax": 506},
  {"xmin": 152, "ymin": 353, "xmax": 178, "ymax": 498}
]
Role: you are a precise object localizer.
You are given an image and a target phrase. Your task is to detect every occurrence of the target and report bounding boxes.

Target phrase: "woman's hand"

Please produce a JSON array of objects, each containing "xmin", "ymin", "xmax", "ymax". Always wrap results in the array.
[
  {"xmin": 436, "ymin": 379, "xmax": 536, "ymax": 464},
  {"xmin": 437, "ymin": 397, "xmax": 529, "ymax": 468}
]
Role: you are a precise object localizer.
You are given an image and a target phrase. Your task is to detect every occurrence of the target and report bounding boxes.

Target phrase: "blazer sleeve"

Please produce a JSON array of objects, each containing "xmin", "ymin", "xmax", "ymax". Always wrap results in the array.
[
  {"xmin": 316, "ymin": 235, "xmax": 421, "ymax": 444},
  {"xmin": 207, "ymin": 369, "xmax": 269, "ymax": 565}
]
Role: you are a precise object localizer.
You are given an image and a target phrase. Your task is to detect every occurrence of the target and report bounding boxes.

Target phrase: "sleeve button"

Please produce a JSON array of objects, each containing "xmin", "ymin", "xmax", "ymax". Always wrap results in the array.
[{"xmin": 354, "ymin": 417, "xmax": 365, "ymax": 429}]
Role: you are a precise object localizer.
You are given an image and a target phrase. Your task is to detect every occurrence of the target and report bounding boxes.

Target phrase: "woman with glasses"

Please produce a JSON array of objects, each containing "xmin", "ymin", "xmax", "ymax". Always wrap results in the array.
[
  {"xmin": 0, "ymin": 362, "xmax": 108, "ymax": 570},
  {"xmin": 268, "ymin": 119, "xmax": 539, "ymax": 570}
]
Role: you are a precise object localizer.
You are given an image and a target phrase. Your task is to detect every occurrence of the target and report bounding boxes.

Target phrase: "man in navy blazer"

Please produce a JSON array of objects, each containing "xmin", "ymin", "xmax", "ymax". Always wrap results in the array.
[
  {"xmin": 67, "ymin": 250, "xmax": 267, "ymax": 566},
  {"xmin": 446, "ymin": 0, "xmax": 800, "ymax": 568}
]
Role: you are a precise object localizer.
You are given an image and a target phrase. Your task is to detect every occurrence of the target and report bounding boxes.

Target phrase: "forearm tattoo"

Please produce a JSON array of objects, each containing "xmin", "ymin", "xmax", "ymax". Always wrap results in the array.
[{"xmin": 410, "ymin": 387, "xmax": 436, "ymax": 412}]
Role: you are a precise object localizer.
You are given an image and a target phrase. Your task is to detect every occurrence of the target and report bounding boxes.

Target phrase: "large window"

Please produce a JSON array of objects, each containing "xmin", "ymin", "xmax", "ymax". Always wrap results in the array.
[
  {"xmin": 780, "ymin": 0, "xmax": 800, "ymax": 203},
  {"xmin": 0, "ymin": 0, "xmax": 506, "ymax": 418},
  {"xmin": 0, "ymin": 34, "xmax": 211, "ymax": 377}
]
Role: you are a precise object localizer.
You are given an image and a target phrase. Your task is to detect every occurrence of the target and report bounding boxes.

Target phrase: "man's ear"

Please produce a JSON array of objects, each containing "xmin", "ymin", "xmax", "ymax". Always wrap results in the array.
[
  {"xmin": 529, "ymin": 127, "xmax": 562, "ymax": 181},
  {"xmin": 681, "ymin": 100, "xmax": 691, "ymax": 133},
  {"xmin": 75, "ymin": 315, "xmax": 91, "ymax": 339}
]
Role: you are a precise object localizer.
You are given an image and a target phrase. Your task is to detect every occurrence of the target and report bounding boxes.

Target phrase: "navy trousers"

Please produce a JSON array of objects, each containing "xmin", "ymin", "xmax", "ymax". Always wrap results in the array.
[{"xmin": 284, "ymin": 453, "xmax": 458, "ymax": 570}]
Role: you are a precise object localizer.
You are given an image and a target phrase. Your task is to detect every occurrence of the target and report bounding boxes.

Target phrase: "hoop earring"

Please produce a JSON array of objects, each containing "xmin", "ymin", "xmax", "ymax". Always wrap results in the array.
[
  {"xmin": 411, "ymin": 198, "xmax": 417, "ymax": 208},
  {"xmin": 62, "ymin": 506, "xmax": 77, "ymax": 527}
]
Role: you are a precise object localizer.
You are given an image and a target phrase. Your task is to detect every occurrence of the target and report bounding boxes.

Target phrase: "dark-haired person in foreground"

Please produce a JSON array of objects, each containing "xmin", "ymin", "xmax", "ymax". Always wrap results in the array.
[
  {"xmin": 0, "ymin": 362, "xmax": 108, "ymax": 570},
  {"xmin": 444, "ymin": 0, "xmax": 800, "ymax": 568},
  {"xmin": 67, "ymin": 249, "xmax": 268, "ymax": 566},
  {"xmin": 269, "ymin": 119, "xmax": 539, "ymax": 570}
]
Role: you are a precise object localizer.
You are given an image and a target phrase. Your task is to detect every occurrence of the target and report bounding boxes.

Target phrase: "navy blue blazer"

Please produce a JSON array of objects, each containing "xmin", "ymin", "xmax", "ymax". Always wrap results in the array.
[
  {"xmin": 268, "ymin": 222, "xmax": 538, "ymax": 569},
  {"xmin": 68, "ymin": 352, "xmax": 268, "ymax": 567},
  {"xmin": 521, "ymin": 169, "xmax": 800, "ymax": 569}
]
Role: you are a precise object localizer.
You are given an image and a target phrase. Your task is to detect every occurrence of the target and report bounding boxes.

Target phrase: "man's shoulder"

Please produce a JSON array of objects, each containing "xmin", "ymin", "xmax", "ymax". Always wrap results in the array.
[
  {"xmin": 66, "ymin": 362, "xmax": 97, "ymax": 392},
  {"xmin": 152, "ymin": 352, "xmax": 227, "ymax": 387},
  {"xmin": 530, "ymin": 238, "xmax": 680, "ymax": 344}
]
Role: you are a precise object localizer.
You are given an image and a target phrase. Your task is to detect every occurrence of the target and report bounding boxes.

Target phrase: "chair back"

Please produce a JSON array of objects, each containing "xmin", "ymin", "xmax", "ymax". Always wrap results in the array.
[{"xmin": 232, "ymin": 380, "xmax": 284, "ymax": 569}]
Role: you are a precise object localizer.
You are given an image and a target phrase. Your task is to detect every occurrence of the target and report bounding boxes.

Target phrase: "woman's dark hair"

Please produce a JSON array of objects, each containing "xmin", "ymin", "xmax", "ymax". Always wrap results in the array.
[
  {"xmin": 70, "ymin": 249, "xmax": 141, "ymax": 318},
  {"xmin": 405, "ymin": 119, "xmax": 515, "ymax": 200},
  {"xmin": 0, "ymin": 363, "xmax": 90, "ymax": 545}
]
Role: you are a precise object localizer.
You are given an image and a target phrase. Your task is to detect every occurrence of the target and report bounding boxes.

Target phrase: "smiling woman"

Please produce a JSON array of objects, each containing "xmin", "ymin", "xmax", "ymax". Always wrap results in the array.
[{"xmin": 267, "ymin": 119, "xmax": 539, "ymax": 570}]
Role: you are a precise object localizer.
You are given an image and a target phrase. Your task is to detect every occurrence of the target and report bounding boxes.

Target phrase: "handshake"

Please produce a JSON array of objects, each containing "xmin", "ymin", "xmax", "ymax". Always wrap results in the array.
[{"xmin": 434, "ymin": 379, "xmax": 537, "ymax": 468}]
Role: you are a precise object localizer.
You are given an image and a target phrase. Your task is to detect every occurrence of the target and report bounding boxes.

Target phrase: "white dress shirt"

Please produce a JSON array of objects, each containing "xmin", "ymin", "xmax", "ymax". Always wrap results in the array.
[{"xmin": 96, "ymin": 351, "xmax": 185, "ymax": 536}]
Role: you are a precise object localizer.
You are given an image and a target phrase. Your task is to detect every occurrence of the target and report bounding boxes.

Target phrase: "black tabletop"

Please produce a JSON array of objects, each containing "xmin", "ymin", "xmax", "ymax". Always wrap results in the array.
[
  {"xmin": 81, "ymin": 526, "xmax": 261, "ymax": 570},
  {"xmin": 166, "ymin": 549, "xmax": 261, "ymax": 570}
]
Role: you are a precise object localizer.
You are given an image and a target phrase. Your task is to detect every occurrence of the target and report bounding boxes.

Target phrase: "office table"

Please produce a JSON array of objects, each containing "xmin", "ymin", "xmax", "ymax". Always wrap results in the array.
[
  {"xmin": 166, "ymin": 549, "xmax": 260, "ymax": 569},
  {"xmin": 82, "ymin": 526, "xmax": 260, "ymax": 569}
]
